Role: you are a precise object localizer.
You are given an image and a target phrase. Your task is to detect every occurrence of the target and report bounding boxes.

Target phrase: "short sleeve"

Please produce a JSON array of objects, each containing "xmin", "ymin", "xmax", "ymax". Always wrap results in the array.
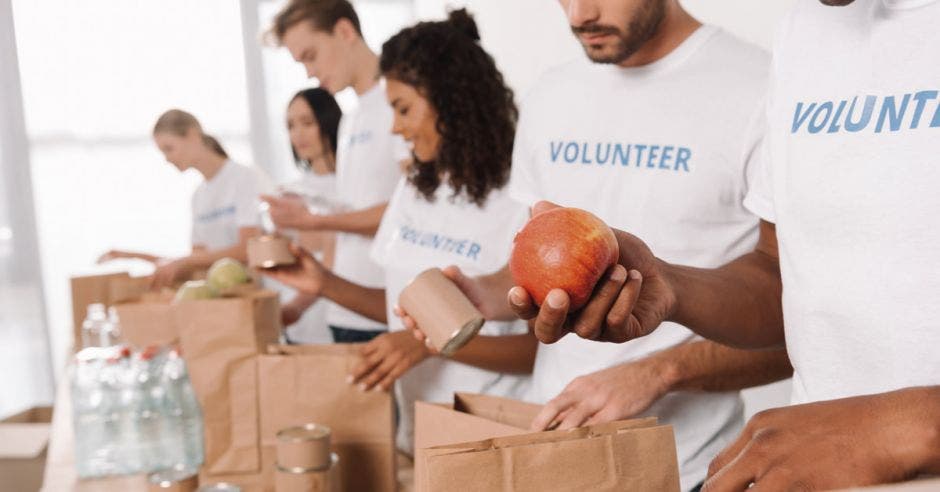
[
  {"xmin": 369, "ymin": 177, "xmax": 409, "ymax": 267},
  {"xmin": 507, "ymin": 94, "xmax": 544, "ymax": 208}
]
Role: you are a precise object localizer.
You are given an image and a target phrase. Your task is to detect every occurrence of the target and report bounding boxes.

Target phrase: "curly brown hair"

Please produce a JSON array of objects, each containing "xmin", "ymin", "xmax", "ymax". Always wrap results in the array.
[{"xmin": 380, "ymin": 9, "xmax": 517, "ymax": 207}]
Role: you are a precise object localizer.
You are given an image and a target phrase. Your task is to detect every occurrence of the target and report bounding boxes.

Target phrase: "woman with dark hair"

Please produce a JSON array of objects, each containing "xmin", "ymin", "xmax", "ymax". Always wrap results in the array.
[
  {"xmin": 264, "ymin": 9, "xmax": 536, "ymax": 453},
  {"xmin": 98, "ymin": 109, "xmax": 272, "ymax": 288},
  {"xmin": 277, "ymin": 88, "xmax": 344, "ymax": 343}
]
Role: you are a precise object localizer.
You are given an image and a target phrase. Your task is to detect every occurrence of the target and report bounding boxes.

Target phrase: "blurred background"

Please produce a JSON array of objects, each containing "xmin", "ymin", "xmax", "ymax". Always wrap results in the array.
[{"xmin": 0, "ymin": 0, "xmax": 796, "ymax": 419}]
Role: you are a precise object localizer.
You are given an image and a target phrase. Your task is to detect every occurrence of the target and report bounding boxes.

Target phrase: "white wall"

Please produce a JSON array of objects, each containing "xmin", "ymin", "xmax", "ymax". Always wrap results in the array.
[{"xmin": 412, "ymin": 0, "xmax": 797, "ymax": 419}]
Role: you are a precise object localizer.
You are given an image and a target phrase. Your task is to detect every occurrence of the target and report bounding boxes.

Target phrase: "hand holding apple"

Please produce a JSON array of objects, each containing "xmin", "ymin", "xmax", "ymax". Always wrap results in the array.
[{"xmin": 508, "ymin": 201, "xmax": 676, "ymax": 344}]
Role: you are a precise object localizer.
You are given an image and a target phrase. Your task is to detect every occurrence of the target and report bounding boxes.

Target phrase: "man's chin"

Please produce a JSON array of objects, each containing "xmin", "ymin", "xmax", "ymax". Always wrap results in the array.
[{"xmin": 582, "ymin": 46, "xmax": 627, "ymax": 65}]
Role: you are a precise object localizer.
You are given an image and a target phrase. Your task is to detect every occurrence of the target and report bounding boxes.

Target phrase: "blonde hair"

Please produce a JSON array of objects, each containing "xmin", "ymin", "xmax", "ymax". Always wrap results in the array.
[{"xmin": 153, "ymin": 109, "xmax": 228, "ymax": 158}]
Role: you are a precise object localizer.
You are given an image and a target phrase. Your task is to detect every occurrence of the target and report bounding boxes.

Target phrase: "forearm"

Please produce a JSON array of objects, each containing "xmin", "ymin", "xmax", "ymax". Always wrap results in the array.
[
  {"xmin": 664, "ymin": 249, "xmax": 784, "ymax": 349},
  {"xmin": 649, "ymin": 340, "xmax": 792, "ymax": 393},
  {"xmin": 321, "ymin": 271, "xmax": 388, "ymax": 323},
  {"xmin": 311, "ymin": 203, "xmax": 387, "ymax": 237},
  {"xmin": 448, "ymin": 332, "xmax": 537, "ymax": 374},
  {"xmin": 185, "ymin": 242, "xmax": 248, "ymax": 268},
  {"xmin": 286, "ymin": 291, "xmax": 319, "ymax": 311}
]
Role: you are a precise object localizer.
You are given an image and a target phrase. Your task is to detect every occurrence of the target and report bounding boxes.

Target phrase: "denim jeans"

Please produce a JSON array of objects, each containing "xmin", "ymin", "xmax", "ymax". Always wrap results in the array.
[{"xmin": 329, "ymin": 325, "xmax": 386, "ymax": 343}]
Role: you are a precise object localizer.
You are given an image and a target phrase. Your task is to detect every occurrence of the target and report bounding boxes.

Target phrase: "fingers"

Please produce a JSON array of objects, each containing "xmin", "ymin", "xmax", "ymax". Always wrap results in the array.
[
  {"xmin": 530, "ymin": 200, "xmax": 561, "ymax": 216},
  {"xmin": 508, "ymin": 287, "xmax": 538, "ymax": 320},
  {"xmin": 531, "ymin": 289, "xmax": 571, "ymax": 344},
  {"xmin": 376, "ymin": 360, "xmax": 411, "ymax": 391},
  {"xmin": 599, "ymin": 269, "xmax": 644, "ymax": 343},
  {"xmin": 530, "ymin": 392, "xmax": 576, "ymax": 431},
  {"xmin": 557, "ymin": 403, "xmax": 594, "ymax": 430},
  {"xmin": 702, "ymin": 442, "xmax": 759, "ymax": 492},
  {"xmin": 568, "ymin": 265, "xmax": 627, "ymax": 340},
  {"xmin": 394, "ymin": 305, "xmax": 427, "ymax": 343},
  {"xmin": 349, "ymin": 350, "xmax": 383, "ymax": 386},
  {"xmin": 357, "ymin": 356, "xmax": 398, "ymax": 391},
  {"xmin": 707, "ymin": 420, "xmax": 757, "ymax": 479},
  {"xmin": 259, "ymin": 194, "xmax": 281, "ymax": 206}
]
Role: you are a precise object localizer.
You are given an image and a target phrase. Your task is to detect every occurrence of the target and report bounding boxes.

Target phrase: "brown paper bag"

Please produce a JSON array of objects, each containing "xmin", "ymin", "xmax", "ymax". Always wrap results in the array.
[
  {"xmin": 258, "ymin": 344, "xmax": 396, "ymax": 492},
  {"xmin": 112, "ymin": 301, "xmax": 177, "ymax": 349},
  {"xmin": 414, "ymin": 392, "xmax": 540, "ymax": 450},
  {"xmin": 175, "ymin": 290, "xmax": 282, "ymax": 476},
  {"xmin": 416, "ymin": 418, "xmax": 679, "ymax": 492}
]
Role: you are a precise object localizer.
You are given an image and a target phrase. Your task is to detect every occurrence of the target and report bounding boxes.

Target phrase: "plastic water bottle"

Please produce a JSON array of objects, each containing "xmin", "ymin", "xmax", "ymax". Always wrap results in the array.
[
  {"xmin": 127, "ymin": 349, "xmax": 164, "ymax": 472},
  {"xmin": 81, "ymin": 303, "xmax": 108, "ymax": 348},
  {"xmin": 163, "ymin": 349, "xmax": 204, "ymax": 468},
  {"xmin": 72, "ymin": 349, "xmax": 108, "ymax": 477},
  {"xmin": 101, "ymin": 306, "xmax": 123, "ymax": 347}
]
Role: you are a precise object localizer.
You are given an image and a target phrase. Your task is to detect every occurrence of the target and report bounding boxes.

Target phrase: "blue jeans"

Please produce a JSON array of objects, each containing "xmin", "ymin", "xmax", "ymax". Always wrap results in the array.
[{"xmin": 329, "ymin": 325, "xmax": 386, "ymax": 343}]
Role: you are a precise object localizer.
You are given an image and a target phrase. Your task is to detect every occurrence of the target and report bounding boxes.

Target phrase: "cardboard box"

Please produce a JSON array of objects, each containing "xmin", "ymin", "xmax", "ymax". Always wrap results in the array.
[{"xmin": 1, "ymin": 406, "xmax": 53, "ymax": 492}]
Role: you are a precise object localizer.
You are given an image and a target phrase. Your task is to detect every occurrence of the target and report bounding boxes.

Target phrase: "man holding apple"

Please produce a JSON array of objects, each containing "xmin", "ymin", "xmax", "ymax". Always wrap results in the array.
[
  {"xmin": 500, "ymin": 0, "xmax": 940, "ymax": 489},
  {"xmin": 400, "ymin": 0, "xmax": 793, "ymax": 490}
]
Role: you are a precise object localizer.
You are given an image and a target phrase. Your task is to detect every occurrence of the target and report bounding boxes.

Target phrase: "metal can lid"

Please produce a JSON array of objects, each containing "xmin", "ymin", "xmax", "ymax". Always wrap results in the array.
[
  {"xmin": 196, "ymin": 483, "xmax": 242, "ymax": 492},
  {"xmin": 148, "ymin": 466, "xmax": 198, "ymax": 486},
  {"xmin": 276, "ymin": 423, "xmax": 331, "ymax": 442}
]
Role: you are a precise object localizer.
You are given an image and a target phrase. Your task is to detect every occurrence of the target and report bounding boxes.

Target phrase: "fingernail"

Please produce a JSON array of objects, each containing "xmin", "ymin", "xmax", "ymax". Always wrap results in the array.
[
  {"xmin": 509, "ymin": 289, "xmax": 524, "ymax": 306},
  {"xmin": 629, "ymin": 269, "xmax": 642, "ymax": 280},
  {"xmin": 345, "ymin": 375, "xmax": 353, "ymax": 384},
  {"xmin": 358, "ymin": 383, "xmax": 367, "ymax": 392},
  {"xmin": 547, "ymin": 291, "xmax": 565, "ymax": 309},
  {"xmin": 610, "ymin": 266, "xmax": 626, "ymax": 282},
  {"xmin": 372, "ymin": 386, "xmax": 383, "ymax": 392}
]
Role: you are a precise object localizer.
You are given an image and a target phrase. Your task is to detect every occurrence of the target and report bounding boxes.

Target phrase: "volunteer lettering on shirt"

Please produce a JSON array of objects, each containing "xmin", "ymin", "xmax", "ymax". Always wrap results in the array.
[
  {"xmin": 190, "ymin": 160, "xmax": 273, "ymax": 250},
  {"xmin": 790, "ymin": 90, "xmax": 940, "ymax": 134},
  {"xmin": 397, "ymin": 225, "xmax": 482, "ymax": 260},
  {"xmin": 548, "ymin": 141, "xmax": 692, "ymax": 172}
]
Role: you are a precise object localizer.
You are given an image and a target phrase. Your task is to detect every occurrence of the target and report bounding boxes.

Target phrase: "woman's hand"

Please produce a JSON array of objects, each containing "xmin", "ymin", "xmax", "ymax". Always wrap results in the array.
[{"xmin": 348, "ymin": 331, "xmax": 433, "ymax": 392}]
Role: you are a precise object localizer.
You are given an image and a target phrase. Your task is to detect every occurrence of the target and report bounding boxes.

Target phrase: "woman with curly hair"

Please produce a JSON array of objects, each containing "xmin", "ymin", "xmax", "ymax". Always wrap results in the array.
[{"xmin": 265, "ymin": 9, "xmax": 536, "ymax": 453}]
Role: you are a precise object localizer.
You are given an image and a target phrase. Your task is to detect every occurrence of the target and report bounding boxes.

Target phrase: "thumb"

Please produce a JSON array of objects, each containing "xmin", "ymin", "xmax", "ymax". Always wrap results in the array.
[
  {"xmin": 259, "ymin": 194, "xmax": 280, "ymax": 206},
  {"xmin": 531, "ymin": 200, "xmax": 561, "ymax": 217}
]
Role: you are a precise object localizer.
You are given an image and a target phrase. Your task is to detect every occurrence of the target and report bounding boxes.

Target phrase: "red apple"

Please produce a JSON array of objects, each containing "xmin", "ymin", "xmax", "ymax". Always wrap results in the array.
[{"xmin": 510, "ymin": 207, "xmax": 620, "ymax": 311}]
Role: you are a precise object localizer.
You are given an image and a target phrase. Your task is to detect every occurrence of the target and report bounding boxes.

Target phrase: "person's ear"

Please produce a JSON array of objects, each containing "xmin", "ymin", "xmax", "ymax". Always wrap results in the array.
[{"xmin": 332, "ymin": 17, "xmax": 359, "ymax": 43}]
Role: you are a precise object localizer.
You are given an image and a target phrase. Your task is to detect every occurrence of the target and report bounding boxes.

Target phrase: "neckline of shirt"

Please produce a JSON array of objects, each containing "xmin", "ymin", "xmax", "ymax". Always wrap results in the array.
[
  {"xmin": 205, "ymin": 159, "xmax": 234, "ymax": 186},
  {"xmin": 595, "ymin": 24, "xmax": 718, "ymax": 79}
]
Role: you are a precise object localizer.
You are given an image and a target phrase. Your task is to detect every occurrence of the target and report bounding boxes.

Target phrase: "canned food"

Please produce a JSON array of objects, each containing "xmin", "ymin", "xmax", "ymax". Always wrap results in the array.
[
  {"xmin": 275, "ymin": 453, "xmax": 340, "ymax": 492},
  {"xmin": 276, "ymin": 423, "xmax": 332, "ymax": 470}
]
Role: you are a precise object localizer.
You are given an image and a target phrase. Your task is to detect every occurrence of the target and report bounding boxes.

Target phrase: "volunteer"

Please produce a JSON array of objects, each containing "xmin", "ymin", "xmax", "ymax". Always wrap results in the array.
[
  {"xmin": 508, "ymin": 0, "xmax": 940, "ymax": 489},
  {"xmin": 263, "ymin": 0, "xmax": 408, "ymax": 343},
  {"xmin": 264, "ymin": 9, "xmax": 535, "ymax": 454},
  {"xmin": 401, "ymin": 1, "xmax": 793, "ymax": 490},
  {"xmin": 279, "ymin": 87, "xmax": 343, "ymax": 344},
  {"xmin": 98, "ymin": 109, "xmax": 271, "ymax": 289}
]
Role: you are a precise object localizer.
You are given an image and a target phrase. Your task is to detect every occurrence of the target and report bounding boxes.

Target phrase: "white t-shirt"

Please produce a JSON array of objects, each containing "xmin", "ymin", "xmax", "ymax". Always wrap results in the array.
[
  {"xmin": 743, "ymin": 0, "xmax": 940, "ymax": 406},
  {"xmin": 281, "ymin": 171, "xmax": 338, "ymax": 345},
  {"xmin": 509, "ymin": 26, "xmax": 767, "ymax": 490},
  {"xmin": 329, "ymin": 81, "xmax": 409, "ymax": 330},
  {"xmin": 371, "ymin": 178, "xmax": 532, "ymax": 454},
  {"xmin": 191, "ymin": 160, "xmax": 272, "ymax": 250}
]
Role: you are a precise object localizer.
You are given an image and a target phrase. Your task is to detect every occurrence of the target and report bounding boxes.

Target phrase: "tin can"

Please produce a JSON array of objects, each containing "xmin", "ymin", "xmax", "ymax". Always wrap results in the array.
[
  {"xmin": 275, "ymin": 453, "xmax": 340, "ymax": 492},
  {"xmin": 276, "ymin": 423, "xmax": 332, "ymax": 471},
  {"xmin": 398, "ymin": 267, "xmax": 485, "ymax": 356}
]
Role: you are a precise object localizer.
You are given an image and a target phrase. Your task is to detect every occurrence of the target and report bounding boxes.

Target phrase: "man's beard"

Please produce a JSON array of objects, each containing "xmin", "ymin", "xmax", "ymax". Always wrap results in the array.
[{"xmin": 571, "ymin": 0, "xmax": 667, "ymax": 64}]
